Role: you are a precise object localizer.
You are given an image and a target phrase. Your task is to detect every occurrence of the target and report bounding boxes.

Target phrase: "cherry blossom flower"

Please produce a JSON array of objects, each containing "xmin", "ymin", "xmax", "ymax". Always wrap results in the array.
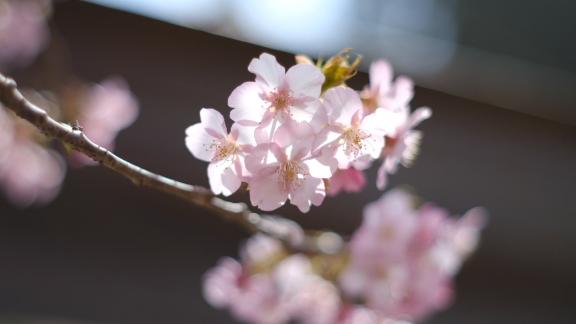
[
  {"xmin": 0, "ymin": 0, "xmax": 51, "ymax": 70},
  {"xmin": 376, "ymin": 107, "xmax": 431, "ymax": 190},
  {"xmin": 326, "ymin": 167, "xmax": 366, "ymax": 196},
  {"xmin": 315, "ymin": 87, "xmax": 390, "ymax": 169},
  {"xmin": 351, "ymin": 189, "xmax": 418, "ymax": 265},
  {"xmin": 246, "ymin": 121, "xmax": 334, "ymax": 212},
  {"xmin": 186, "ymin": 108, "xmax": 253, "ymax": 196},
  {"xmin": 360, "ymin": 60, "xmax": 414, "ymax": 114},
  {"xmin": 228, "ymin": 52, "xmax": 324, "ymax": 143},
  {"xmin": 71, "ymin": 77, "xmax": 139, "ymax": 166}
]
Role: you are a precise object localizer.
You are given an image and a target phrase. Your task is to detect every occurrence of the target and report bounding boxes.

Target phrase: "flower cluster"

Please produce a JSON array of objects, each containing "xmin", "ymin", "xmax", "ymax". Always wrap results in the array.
[
  {"xmin": 0, "ymin": 0, "xmax": 140, "ymax": 205},
  {"xmin": 203, "ymin": 189, "xmax": 485, "ymax": 324},
  {"xmin": 186, "ymin": 53, "xmax": 430, "ymax": 212},
  {"xmin": 0, "ymin": 78, "xmax": 139, "ymax": 206}
]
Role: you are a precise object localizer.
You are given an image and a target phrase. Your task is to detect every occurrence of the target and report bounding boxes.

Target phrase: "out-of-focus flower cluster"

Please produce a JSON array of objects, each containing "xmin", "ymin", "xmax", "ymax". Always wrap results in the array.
[
  {"xmin": 0, "ymin": 0, "xmax": 51, "ymax": 71},
  {"xmin": 0, "ymin": 0, "xmax": 140, "ymax": 206},
  {"xmin": 186, "ymin": 52, "xmax": 430, "ymax": 213},
  {"xmin": 0, "ymin": 80, "xmax": 139, "ymax": 206},
  {"xmin": 203, "ymin": 189, "xmax": 486, "ymax": 324}
]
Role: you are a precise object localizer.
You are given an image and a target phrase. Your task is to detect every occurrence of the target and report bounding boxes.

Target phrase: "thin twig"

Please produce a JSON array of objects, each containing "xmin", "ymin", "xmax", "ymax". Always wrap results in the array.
[{"xmin": 0, "ymin": 73, "xmax": 342, "ymax": 254}]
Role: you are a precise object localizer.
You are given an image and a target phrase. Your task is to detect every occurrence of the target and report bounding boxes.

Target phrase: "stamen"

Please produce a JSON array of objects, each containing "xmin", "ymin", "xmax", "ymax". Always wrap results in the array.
[
  {"xmin": 277, "ymin": 160, "xmax": 305, "ymax": 192},
  {"xmin": 265, "ymin": 88, "xmax": 292, "ymax": 114},
  {"xmin": 342, "ymin": 127, "xmax": 369, "ymax": 157},
  {"xmin": 207, "ymin": 139, "xmax": 238, "ymax": 162}
]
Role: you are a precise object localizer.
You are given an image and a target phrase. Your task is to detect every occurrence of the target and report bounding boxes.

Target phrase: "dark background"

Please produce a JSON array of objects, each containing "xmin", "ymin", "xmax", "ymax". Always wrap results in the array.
[{"xmin": 0, "ymin": 2, "xmax": 575, "ymax": 323}]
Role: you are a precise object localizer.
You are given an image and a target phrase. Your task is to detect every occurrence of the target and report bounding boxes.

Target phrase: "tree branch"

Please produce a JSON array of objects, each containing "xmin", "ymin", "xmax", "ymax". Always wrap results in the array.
[{"xmin": 0, "ymin": 73, "xmax": 342, "ymax": 254}]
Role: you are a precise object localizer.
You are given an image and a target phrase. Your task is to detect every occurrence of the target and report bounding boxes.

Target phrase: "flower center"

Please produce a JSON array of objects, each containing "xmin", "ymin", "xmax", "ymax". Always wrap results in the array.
[
  {"xmin": 266, "ymin": 88, "xmax": 292, "ymax": 113},
  {"xmin": 210, "ymin": 139, "xmax": 238, "ymax": 162},
  {"xmin": 342, "ymin": 127, "xmax": 369, "ymax": 156},
  {"xmin": 277, "ymin": 160, "xmax": 305, "ymax": 193}
]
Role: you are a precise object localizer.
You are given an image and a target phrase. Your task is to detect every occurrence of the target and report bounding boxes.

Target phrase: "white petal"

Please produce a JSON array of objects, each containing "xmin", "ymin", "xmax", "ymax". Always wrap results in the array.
[
  {"xmin": 230, "ymin": 123, "xmax": 256, "ymax": 146},
  {"xmin": 286, "ymin": 63, "xmax": 324, "ymax": 98},
  {"xmin": 303, "ymin": 158, "xmax": 334, "ymax": 179},
  {"xmin": 360, "ymin": 109, "xmax": 389, "ymax": 138},
  {"xmin": 392, "ymin": 75, "xmax": 414, "ymax": 107},
  {"xmin": 228, "ymin": 82, "xmax": 267, "ymax": 124},
  {"xmin": 363, "ymin": 134, "xmax": 385, "ymax": 160},
  {"xmin": 248, "ymin": 53, "xmax": 286, "ymax": 88},
  {"xmin": 208, "ymin": 162, "xmax": 242, "ymax": 196},
  {"xmin": 199, "ymin": 108, "xmax": 228, "ymax": 137},
  {"xmin": 221, "ymin": 168, "xmax": 242, "ymax": 196},
  {"xmin": 370, "ymin": 60, "xmax": 392, "ymax": 93},
  {"xmin": 185, "ymin": 123, "xmax": 217, "ymax": 162},
  {"xmin": 323, "ymin": 87, "xmax": 362, "ymax": 125}
]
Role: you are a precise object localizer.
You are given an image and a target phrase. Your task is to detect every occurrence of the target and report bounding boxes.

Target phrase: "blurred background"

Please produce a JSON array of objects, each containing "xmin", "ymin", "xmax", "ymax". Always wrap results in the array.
[{"xmin": 0, "ymin": 0, "xmax": 575, "ymax": 323}]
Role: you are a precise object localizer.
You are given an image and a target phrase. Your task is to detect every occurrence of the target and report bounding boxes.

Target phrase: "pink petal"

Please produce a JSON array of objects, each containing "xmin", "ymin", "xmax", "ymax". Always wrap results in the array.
[
  {"xmin": 230, "ymin": 123, "xmax": 256, "ymax": 146},
  {"xmin": 289, "ymin": 176, "xmax": 325, "ymax": 213},
  {"xmin": 248, "ymin": 53, "xmax": 286, "ymax": 88},
  {"xmin": 285, "ymin": 63, "xmax": 324, "ymax": 98},
  {"xmin": 208, "ymin": 162, "xmax": 241, "ymax": 196},
  {"xmin": 273, "ymin": 120, "xmax": 313, "ymax": 159},
  {"xmin": 200, "ymin": 108, "xmax": 228, "ymax": 137},
  {"xmin": 249, "ymin": 175, "xmax": 288, "ymax": 211},
  {"xmin": 245, "ymin": 144, "xmax": 278, "ymax": 174},
  {"xmin": 376, "ymin": 162, "xmax": 388, "ymax": 190},
  {"xmin": 327, "ymin": 167, "xmax": 366, "ymax": 196}
]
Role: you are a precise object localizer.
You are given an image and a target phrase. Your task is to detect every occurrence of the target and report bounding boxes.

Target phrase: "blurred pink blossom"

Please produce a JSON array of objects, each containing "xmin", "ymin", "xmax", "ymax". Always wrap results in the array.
[
  {"xmin": 336, "ymin": 305, "xmax": 412, "ymax": 324},
  {"xmin": 0, "ymin": 0, "xmax": 51, "ymax": 70},
  {"xmin": 326, "ymin": 167, "xmax": 366, "ymax": 196},
  {"xmin": 71, "ymin": 77, "xmax": 139, "ymax": 166},
  {"xmin": 0, "ymin": 106, "xmax": 65, "ymax": 206},
  {"xmin": 340, "ymin": 189, "xmax": 485, "ymax": 322},
  {"xmin": 361, "ymin": 60, "xmax": 414, "ymax": 115},
  {"xmin": 359, "ymin": 59, "xmax": 431, "ymax": 190},
  {"xmin": 204, "ymin": 189, "xmax": 485, "ymax": 323},
  {"xmin": 375, "ymin": 107, "xmax": 431, "ymax": 190},
  {"xmin": 204, "ymin": 235, "xmax": 341, "ymax": 324}
]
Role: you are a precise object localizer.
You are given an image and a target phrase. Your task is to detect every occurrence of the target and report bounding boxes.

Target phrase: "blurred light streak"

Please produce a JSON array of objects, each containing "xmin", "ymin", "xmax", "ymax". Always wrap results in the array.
[
  {"xmin": 230, "ymin": 0, "xmax": 352, "ymax": 54},
  {"xmin": 85, "ymin": 0, "xmax": 576, "ymax": 125},
  {"xmin": 85, "ymin": 0, "xmax": 225, "ymax": 27}
]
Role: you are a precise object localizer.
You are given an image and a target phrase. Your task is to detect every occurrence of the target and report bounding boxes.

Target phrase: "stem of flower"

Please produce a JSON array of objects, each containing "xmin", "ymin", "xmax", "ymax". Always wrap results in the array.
[{"xmin": 0, "ymin": 73, "xmax": 343, "ymax": 255}]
